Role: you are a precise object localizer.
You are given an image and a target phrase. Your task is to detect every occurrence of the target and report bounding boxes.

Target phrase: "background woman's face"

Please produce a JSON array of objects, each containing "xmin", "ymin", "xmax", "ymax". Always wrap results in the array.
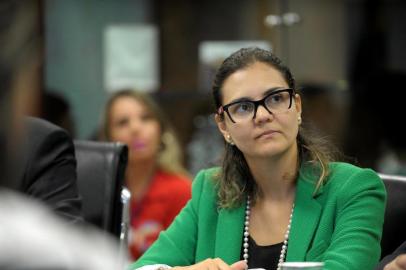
[{"xmin": 109, "ymin": 96, "xmax": 162, "ymax": 163}]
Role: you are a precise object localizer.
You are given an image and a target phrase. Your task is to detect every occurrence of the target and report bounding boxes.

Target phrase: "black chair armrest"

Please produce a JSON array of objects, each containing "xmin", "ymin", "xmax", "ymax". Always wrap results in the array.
[
  {"xmin": 379, "ymin": 173, "xmax": 406, "ymax": 258},
  {"xmin": 74, "ymin": 140, "xmax": 128, "ymax": 236}
]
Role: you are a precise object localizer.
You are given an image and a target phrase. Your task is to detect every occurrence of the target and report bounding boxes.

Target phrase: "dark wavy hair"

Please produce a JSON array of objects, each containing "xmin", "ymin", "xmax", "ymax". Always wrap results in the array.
[{"xmin": 212, "ymin": 47, "xmax": 338, "ymax": 208}]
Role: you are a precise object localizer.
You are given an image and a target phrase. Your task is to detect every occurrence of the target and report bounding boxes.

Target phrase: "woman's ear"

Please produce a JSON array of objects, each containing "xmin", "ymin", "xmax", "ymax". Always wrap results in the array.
[
  {"xmin": 294, "ymin": 93, "xmax": 302, "ymax": 115},
  {"xmin": 214, "ymin": 114, "xmax": 229, "ymax": 141}
]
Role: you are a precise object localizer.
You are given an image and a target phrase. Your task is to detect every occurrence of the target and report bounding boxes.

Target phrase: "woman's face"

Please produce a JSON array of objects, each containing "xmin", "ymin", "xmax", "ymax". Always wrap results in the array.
[
  {"xmin": 108, "ymin": 96, "xmax": 162, "ymax": 163},
  {"xmin": 216, "ymin": 61, "xmax": 302, "ymax": 161}
]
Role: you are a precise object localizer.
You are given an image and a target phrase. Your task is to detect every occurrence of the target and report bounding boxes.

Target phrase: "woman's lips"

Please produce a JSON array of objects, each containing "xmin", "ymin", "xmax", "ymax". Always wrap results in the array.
[
  {"xmin": 131, "ymin": 141, "xmax": 147, "ymax": 150},
  {"xmin": 255, "ymin": 130, "xmax": 279, "ymax": 139}
]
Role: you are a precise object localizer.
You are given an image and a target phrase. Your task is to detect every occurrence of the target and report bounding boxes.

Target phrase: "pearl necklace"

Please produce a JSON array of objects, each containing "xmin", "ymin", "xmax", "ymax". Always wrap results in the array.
[{"xmin": 243, "ymin": 196, "xmax": 294, "ymax": 270}]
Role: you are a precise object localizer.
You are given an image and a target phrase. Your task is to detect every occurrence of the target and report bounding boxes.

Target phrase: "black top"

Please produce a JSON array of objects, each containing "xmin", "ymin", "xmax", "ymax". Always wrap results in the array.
[{"xmin": 241, "ymin": 236, "xmax": 283, "ymax": 270}]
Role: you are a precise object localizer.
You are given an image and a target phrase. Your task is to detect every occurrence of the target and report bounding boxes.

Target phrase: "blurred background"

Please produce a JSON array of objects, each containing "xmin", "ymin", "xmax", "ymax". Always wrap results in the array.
[{"xmin": 31, "ymin": 0, "xmax": 406, "ymax": 175}]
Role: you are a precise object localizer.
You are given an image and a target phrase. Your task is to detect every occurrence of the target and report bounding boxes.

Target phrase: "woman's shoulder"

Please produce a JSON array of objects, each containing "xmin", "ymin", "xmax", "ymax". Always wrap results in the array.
[
  {"xmin": 191, "ymin": 167, "xmax": 221, "ymax": 194},
  {"xmin": 194, "ymin": 167, "xmax": 221, "ymax": 180},
  {"xmin": 152, "ymin": 170, "xmax": 192, "ymax": 195},
  {"xmin": 328, "ymin": 162, "xmax": 379, "ymax": 178},
  {"xmin": 326, "ymin": 162, "xmax": 383, "ymax": 190},
  {"xmin": 155, "ymin": 170, "xmax": 191, "ymax": 183}
]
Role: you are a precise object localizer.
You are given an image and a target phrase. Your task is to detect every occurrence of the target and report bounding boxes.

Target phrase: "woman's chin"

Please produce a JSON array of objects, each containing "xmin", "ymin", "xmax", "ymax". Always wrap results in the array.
[{"xmin": 129, "ymin": 151, "xmax": 155, "ymax": 164}]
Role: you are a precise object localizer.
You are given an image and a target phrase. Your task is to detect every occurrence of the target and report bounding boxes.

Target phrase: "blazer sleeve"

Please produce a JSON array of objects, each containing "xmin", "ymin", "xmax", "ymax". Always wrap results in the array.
[
  {"xmin": 22, "ymin": 118, "xmax": 83, "ymax": 223},
  {"xmin": 323, "ymin": 169, "xmax": 386, "ymax": 270},
  {"xmin": 129, "ymin": 170, "xmax": 207, "ymax": 269}
]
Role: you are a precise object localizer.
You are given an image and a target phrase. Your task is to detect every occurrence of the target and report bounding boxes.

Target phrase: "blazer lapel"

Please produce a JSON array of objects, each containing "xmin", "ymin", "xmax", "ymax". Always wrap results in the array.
[
  {"xmin": 215, "ymin": 200, "xmax": 246, "ymax": 264},
  {"xmin": 287, "ymin": 178, "xmax": 322, "ymax": 261}
]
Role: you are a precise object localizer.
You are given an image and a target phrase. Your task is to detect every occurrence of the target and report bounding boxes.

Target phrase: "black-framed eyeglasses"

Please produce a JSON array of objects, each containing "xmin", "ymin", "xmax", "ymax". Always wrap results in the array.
[{"xmin": 218, "ymin": 88, "xmax": 294, "ymax": 123}]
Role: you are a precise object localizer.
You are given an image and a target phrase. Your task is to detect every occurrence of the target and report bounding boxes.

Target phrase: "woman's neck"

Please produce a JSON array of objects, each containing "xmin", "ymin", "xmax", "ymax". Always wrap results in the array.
[
  {"xmin": 246, "ymin": 144, "xmax": 299, "ymax": 201},
  {"xmin": 125, "ymin": 159, "xmax": 157, "ymax": 201}
]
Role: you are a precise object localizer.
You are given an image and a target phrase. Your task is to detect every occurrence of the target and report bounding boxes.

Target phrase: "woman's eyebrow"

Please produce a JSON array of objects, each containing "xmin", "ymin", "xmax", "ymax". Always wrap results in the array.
[
  {"xmin": 228, "ymin": 96, "xmax": 252, "ymax": 104},
  {"xmin": 227, "ymin": 87, "xmax": 286, "ymax": 104},
  {"xmin": 262, "ymin": 87, "xmax": 286, "ymax": 97}
]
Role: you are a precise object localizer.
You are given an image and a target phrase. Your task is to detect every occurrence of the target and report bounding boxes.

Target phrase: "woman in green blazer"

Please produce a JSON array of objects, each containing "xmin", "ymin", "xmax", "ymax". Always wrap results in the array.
[{"xmin": 131, "ymin": 48, "xmax": 386, "ymax": 270}]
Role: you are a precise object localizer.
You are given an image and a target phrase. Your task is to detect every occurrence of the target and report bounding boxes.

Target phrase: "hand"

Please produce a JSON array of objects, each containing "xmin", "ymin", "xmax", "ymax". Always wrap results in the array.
[
  {"xmin": 384, "ymin": 254, "xmax": 406, "ymax": 270},
  {"xmin": 173, "ymin": 259, "xmax": 247, "ymax": 270}
]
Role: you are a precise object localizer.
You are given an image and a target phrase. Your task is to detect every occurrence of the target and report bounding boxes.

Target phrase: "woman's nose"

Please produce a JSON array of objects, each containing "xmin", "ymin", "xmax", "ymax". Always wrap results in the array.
[
  {"xmin": 254, "ymin": 105, "xmax": 273, "ymax": 123},
  {"xmin": 129, "ymin": 120, "xmax": 141, "ymax": 134}
]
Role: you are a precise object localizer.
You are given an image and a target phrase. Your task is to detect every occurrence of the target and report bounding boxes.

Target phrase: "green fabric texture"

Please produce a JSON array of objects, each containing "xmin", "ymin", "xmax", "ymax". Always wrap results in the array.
[{"xmin": 130, "ymin": 162, "xmax": 386, "ymax": 270}]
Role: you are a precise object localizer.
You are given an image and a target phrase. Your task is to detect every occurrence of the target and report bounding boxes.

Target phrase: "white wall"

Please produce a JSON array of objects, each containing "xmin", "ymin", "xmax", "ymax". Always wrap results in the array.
[{"xmin": 45, "ymin": 0, "xmax": 152, "ymax": 138}]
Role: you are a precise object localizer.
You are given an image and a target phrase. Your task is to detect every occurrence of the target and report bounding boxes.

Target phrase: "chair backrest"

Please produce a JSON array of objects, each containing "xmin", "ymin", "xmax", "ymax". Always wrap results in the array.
[
  {"xmin": 379, "ymin": 173, "xmax": 406, "ymax": 258},
  {"xmin": 74, "ymin": 140, "xmax": 128, "ymax": 237}
]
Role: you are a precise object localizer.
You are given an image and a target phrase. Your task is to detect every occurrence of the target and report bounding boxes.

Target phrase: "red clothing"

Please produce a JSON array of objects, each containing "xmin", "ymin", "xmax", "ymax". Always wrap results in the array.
[{"xmin": 129, "ymin": 170, "xmax": 191, "ymax": 259}]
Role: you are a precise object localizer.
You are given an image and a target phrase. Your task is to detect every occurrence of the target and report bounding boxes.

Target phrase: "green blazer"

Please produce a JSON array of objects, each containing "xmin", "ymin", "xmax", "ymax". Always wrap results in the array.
[{"xmin": 131, "ymin": 162, "xmax": 386, "ymax": 270}]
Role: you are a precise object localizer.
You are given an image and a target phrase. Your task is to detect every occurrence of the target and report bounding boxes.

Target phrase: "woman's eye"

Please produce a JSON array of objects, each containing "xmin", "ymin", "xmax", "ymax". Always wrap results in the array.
[
  {"xmin": 270, "ymin": 94, "xmax": 283, "ymax": 103},
  {"xmin": 235, "ymin": 102, "xmax": 252, "ymax": 113},
  {"xmin": 116, "ymin": 118, "xmax": 129, "ymax": 127},
  {"xmin": 240, "ymin": 103, "xmax": 250, "ymax": 111},
  {"xmin": 141, "ymin": 113, "xmax": 154, "ymax": 121}
]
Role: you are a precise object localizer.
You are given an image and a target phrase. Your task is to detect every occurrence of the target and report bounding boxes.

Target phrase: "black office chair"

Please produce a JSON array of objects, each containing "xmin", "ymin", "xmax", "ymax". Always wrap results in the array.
[
  {"xmin": 74, "ymin": 140, "xmax": 129, "ymax": 238},
  {"xmin": 378, "ymin": 173, "xmax": 406, "ymax": 259}
]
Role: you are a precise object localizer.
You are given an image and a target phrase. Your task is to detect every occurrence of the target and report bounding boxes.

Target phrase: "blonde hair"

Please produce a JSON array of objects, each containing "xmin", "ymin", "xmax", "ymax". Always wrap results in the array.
[{"xmin": 102, "ymin": 89, "xmax": 188, "ymax": 176}]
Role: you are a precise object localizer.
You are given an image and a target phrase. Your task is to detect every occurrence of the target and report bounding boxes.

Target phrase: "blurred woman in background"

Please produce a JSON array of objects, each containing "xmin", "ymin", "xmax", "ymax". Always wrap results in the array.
[{"xmin": 103, "ymin": 89, "xmax": 192, "ymax": 259}]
